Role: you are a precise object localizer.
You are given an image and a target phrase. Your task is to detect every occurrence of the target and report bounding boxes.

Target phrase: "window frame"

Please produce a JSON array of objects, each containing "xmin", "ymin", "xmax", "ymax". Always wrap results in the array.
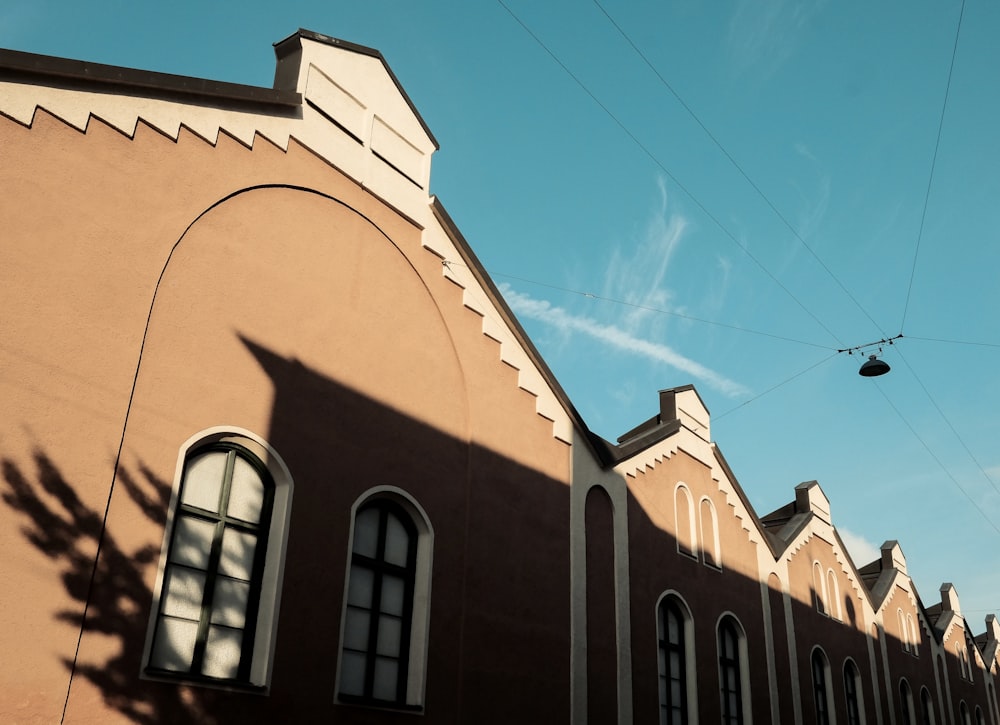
[
  {"xmin": 811, "ymin": 648, "xmax": 831, "ymax": 725},
  {"xmin": 718, "ymin": 614, "xmax": 749, "ymax": 725},
  {"xmin": 844, "ymin": 658, "xmax": 864, "ymax": 725},
  {"xmin": 141, "ymin": 429, "xmax": 293, "ymax": 692},
  {"xmin": 336, "ymin": 487, "xmax": 433, "ymax": 712},
  {"xmin": 657, "ymin": 593, "xmax": 693, "ymax": 725}
]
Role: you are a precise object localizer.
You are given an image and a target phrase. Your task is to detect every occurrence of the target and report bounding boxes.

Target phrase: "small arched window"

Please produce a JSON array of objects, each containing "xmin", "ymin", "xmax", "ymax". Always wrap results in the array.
[
  {"xmin": 813, "ymin": 562, "xmax": 828, "ymax": 615},
  {"xmin": 657, "ymin": 596, "xmax": 691, "ymax": 724},
  {"xmin": 718, "ymin": 616, "xmax": 747, "ymax": 725},
  {"xmin": 674, "ymin": 484, "xmax": 696, "ymax": 556},
  {"xmin": 907, "ymin": 613, "xmax": 919, "ymax": 655},
  {"xmin": 844, "ymin": 659, "xmax": 863, "ymax": 725},
  {"xmin": 338, "ymin": 491, "xmax": 432, "ymax": 709},
  {"xmin": 825, "ymin": 569, "xmax": 841, "ymax": 621},
  {"xmin": 699, "ymin": 497, "xmax": 721, "ymax": 568},
  {"xmin": 974, "ymin": 705, "xmax": 984, "ymax": 725},
  {"xmin": 812, "ymin": 649, "xmax": 831, "ymax": 725},
  {"xmin": 898, "ymin": 609, "xmax": 910, "ymax": 652}
]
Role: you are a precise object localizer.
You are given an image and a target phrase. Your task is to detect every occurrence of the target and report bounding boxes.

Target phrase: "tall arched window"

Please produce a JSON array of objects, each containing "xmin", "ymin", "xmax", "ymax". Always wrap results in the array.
[
  {"xmin": 898, "ymin": 609, "xmax": 910, "ymax": 652},
  {"xmin": 920, "ymin": 686, "xmax": 935, "ymax": 724},
  {"xmin": 812, "ymin": 649, "xmax": 831, "ymax": 725},
  {"xmin": 974, "ymin": 705, "xmax": 984, "ymax": 725},
  {"xmin": 826, "ymin": 569, "xmax": 841, "ymax": 621},
  {"xmin": 844, "ymin": 659, "xmax": 863, "ymax": 725},
  {"xmin": 146, "ymin": 439, "xmax": 289, "ymax": 687},
  {"xmin": 718, "ymin": 616, "xmax": 747, "ymax": 724},
  {"xmin": 658, "ymin": 596, "xmax": 690, "ymax": 724},
  {"xmin": 813, "ymin": 562, "xmax": 828, "ymax": 615},
  {"xmin": 699, "ymin": 497, "xmax": 721, "ymax": 568},
  {"xmin": 960, "ymin": 701, "xmax": 971, "ymax": 725},
  {"xmin": 674, "ymin": 484, "xmax": 696, "ymax": 556},
  {"xmin": 900, "ymin": 679, "xmax": 915, "ymax": 725},
  {"xmin": 907, "ymin": 613, "xmax": 918, "ymax": 655},
  {"xmin": 338, "ymin": 492, "xmax": 432, "ymax": 709}
]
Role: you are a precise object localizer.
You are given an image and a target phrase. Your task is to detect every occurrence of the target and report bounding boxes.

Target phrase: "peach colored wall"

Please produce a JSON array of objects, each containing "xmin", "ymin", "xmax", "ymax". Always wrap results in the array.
[{"xmin": 2, "ymin": 105, "xmax": 571, "ymax": 724}]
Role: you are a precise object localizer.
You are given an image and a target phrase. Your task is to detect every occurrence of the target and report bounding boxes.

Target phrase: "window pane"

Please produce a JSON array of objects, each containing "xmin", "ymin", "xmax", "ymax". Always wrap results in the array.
[
  {"xmin": 340, "ymin": 651, "xmax": 367, "ymax": 696},
  {"xmin": 161, "ymin": 567, "xmax": 206, "ymax": 620},
  {"xmin": 381, "ymin": 575, "xmax": 405, "ymax": 616},
  {"xmin": 384, "ymin": 512, "xmax": 409, "ymax": 566},
  {"xmin": 168, "ymin": 515, "xmax": 215, "ymax": 570},
  {"xmin": 227, "ymin": 456, "xmax": 265, "ymax": 523},
  {"xmin": 343, "ymin": 606, "xmax": 371, "ymax": 651},
  {"xmin": 373, "ymin": 656, "xmax": 399, "ymax": 701},
  {"xmin": 202, "ymin": 625, "xmax": 243, "ymax": 679},
  {"xmin": 347, "ymin": 565, "xmax": 374, "ymax": 608},
  {"xmin": 210, "ymin": 576, "xmax": 250, "ymax": 628},
  {"xmin": 219, "ymin": 527, "xmax": 257, "ymax": 581},
  {"xmin": 181, "ymin": 451, "xmax": 227, "ymax": 513},
  {"xmin": 377, "ymin": 614, "xmax": 402, "ymax": 657},
  {"xmin": 667, "ymin": 610, "xmax": 680, "ymax": 643},
  {"xmin": 353, "ymin": 507, "xmax": 380, "ymax": 558},
  {"xmin": 150, "ymin": 617, "xmax": 198, "ymax": 671}
]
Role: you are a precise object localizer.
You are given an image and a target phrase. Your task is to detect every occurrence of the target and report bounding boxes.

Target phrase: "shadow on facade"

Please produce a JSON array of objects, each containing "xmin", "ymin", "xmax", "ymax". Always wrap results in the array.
[{"xmin": 2, "ymin": 335, "xmax": 994, "ymax": 723}]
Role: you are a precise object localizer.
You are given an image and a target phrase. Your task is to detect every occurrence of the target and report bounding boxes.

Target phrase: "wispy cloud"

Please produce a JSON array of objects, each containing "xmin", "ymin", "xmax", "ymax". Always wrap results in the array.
[
  {"xmin": 837, "ymin": 527, "xmax": 881, "ymax": 567},
  {"xmin": 726, "ymin": 0, "xmax": 827, "ymax": 79},
  {"xmin": 501, "ymin": 285, "xmax": 750, "ymax": 397}
]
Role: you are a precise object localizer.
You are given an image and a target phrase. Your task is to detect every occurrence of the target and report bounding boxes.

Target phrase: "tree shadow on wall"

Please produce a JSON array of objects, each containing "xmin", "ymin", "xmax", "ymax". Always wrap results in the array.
[{"xmin": 1, "ymin": 449, "xmax": 217, "ymax": 724}]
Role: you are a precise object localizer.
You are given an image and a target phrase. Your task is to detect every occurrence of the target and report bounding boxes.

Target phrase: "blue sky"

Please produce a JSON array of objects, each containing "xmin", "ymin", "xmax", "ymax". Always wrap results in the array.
[{"xmin": 5, "ymin": 1, "xmax": 1000, "ymax": 620}]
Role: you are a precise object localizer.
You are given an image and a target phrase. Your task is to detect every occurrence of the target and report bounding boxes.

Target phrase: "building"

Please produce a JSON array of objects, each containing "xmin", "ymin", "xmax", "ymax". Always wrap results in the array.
[{"xmin": 1, "ymin": 29, "xmax": 998, "ymax": 724}]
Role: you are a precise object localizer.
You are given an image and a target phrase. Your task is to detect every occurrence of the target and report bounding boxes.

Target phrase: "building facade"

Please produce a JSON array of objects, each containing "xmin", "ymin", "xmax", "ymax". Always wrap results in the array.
[{"xmin": 1, "ymin": 30, "xmax": 998, "ymax": 724}]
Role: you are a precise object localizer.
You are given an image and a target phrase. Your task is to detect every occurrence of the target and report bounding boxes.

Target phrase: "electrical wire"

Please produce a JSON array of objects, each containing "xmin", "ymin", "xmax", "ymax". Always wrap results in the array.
[
  {"xmin": 472, "ymin": 264, "xmax": 836, "ymax": 350},
  {"xmin": 900, "ymin": 0, "xmax": 967, "ymax": 331},
  {"xmin": 873, "ymin": 381, "xmax": 1000, "ymax": 537},
  {"xmin": 496, "ymin": 0, "xmax": 845, "ymax": 348},
  {"xmin": 713, "ymin": 352, "xmax": 840, "ymax": 422},
  {"xmin": 904, "ymin": 335, "xmax": 1000, "ymax": 350},
  {"xmin": 591, "ymin": 0, "xmax": 889, "ymax": 340}
]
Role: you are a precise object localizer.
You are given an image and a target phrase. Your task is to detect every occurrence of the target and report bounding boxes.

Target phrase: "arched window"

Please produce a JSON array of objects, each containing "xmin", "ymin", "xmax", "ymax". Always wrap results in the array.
[
  {"xmin": 974, "ymin": 705, "xmax": 984, "ymax": 725},
  {"xmin": 898, "ymin": 609, "xmax": 910, "ymax": 652},
  {"xmin": 812, "ymin": 649, "xmax": 831, "ymax": 725},
  {"xmin": 674, "ymin": 484, "xmax": 696, "ymax": 556},
  {"xmin": 145, "ymin": 436, "xmax": 292, "ymax": 688},
  {"xmin": 718, "ymin": 616, "xmax": 747, "ymax": 724},
  {"xmin": 960, "ymin": 701, "xmax": 971, "ymax": 725},
  {"xmin": 919, "ymin": 686, "xmax": 935, "ymax": 725},
  {"xmin": 658, "ymin": 596, "xmax": 690, "ymax": 724},
  {"xmin": 900, "ymin": 679, "xmax": 915, "ymax": 725},
  {"xmin": 699, "ymin": 497, "xmax": 721, "ymax": 568},
  {"xmin": 338, "ymin": 492, "xmax": 432, "ymax": 709},
  {"xmin": 813, "ymin": 562, "xmax": 828, "ymax": 615},
  {"xmin": 826, "ymin": 569, "xmax": 841, "ymax": 621},
  {"xmin": 844, "ymin": 659, "xmax": 864, "ymax": 725},
  {"xmin": 907, "ymin": 613, "xmax": 919, "ymax": 655}
]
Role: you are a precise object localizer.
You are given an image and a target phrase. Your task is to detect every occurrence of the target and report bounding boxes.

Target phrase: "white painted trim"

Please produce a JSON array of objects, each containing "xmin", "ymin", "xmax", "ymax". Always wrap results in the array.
[
  {"xmin": 654, "ymin": 591, "xmax": 699, "ymax": 725},
  {"xmin": 674, "ymin": 483, "xmax": 696, "ymax": 557},
  {"xmin": 139, "ymin": 426, "xmax": 294, "ymax": 692},
  {"xmin": 698, "ymin": 496, "xmax": 721, "ymax": 569},
  {"xmin": 716, "ymin": 612, "xmax": 753, "ymax": 724},
  {"xmin": 333, "ymin": 485, "xmax": 434, "ymax": 708}
]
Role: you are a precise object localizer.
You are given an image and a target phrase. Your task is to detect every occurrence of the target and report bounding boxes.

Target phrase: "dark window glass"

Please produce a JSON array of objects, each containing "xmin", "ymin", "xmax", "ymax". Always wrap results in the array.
[
  {"xmin": 844, "ymin": 661, "xmax": 862, "ymax": 725},
  {"xmin": 920, "ymin": 687, "xmax": 934, "ymax": 725},
  {"xmin": 719, "ymin": 618, "xmax": 743, "ymax": 725},
  {"xmin": 340, "ymin": 499, "xmax": 417, "ymax": 706},
  {"xmin": 148, "ymin": 444, "xmax": 273, "ymax": 684},
  {"xmin": 658, "ymin": 598, "xmax": 687, "ymax": 725},
  {"xmin": 900, "ymin": 680, "xmax": 914, "ymax": 725},
  {"xmin": 812, "ymin": 650, "xmax": 830, "ymax": 725}
]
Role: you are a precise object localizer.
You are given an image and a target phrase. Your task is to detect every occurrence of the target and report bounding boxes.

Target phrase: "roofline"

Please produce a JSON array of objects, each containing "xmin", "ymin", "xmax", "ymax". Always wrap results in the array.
[
  {"xmin": 275, "ymin": 29, "xmax": 440, "ymax": 150},
  {"xmin": 0, "ymin": 47, "xmax": 300, "ymax": 110},
  {"xmin": 429, "ymin": 197, "xmax": 612, "ymax": 463}
]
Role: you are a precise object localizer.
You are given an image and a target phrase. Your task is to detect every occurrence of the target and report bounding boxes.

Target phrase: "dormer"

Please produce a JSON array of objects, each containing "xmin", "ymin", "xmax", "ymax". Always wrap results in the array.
[
  {"xmin": 940, "ymin": 582, "xmax": 961, "ymax": 616},
  {"xmin": 881, "ymin": 540, "xmax": 907, "ymax": 576},
  {"xmin": 273, "ymin": 29, "xmax": 438, "ymax": 219},
  {"xmin": 794, "ymin": 481, "xmax": 831, "ymax": 526}
]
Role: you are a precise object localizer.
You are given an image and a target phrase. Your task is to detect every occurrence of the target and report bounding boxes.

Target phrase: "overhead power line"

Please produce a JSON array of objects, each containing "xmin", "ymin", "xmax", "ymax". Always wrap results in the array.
[
  {"xmin": 591, "ymin": 0, "xmax": 888, "ymax": 340},
  {"xmin": 496, "ymin": 0, "xmax": 845, "ymax": 348},
  {"xmin": 900, "ymin": 0, "xmax": 967, "ymax": 331}
]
